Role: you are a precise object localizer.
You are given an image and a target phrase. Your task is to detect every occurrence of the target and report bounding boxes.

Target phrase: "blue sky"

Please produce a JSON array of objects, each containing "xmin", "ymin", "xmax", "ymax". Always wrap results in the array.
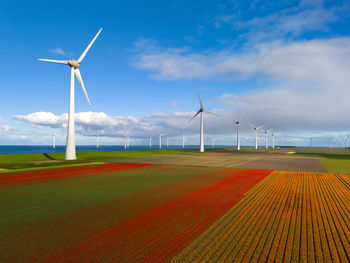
[{"xmin": 1, "ymin": 0, "xmax": 350, "ymax": 147}]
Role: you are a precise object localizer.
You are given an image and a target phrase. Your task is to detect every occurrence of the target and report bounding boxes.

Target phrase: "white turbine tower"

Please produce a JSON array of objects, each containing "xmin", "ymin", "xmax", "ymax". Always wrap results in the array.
[
  {"xmin": 38, "ymin": 28, "xmax": 102, "ymax": 160},
  {"xmin": 96, "ymin": 133, "xmax": 99, "ymax": 149},
  {"xmin": 211, "ymin": 136, "xmax": 215, "ymax": 148},
  {"xmin": 159, "ymin": 133, "xmax": 166, "ymax": 149},
  {"xmin": 188, "ymin": 91, "xmax": 215, "ymax": 152},
  {"xmin": 262, "ymin": 128, "xmax": 272, "ymax": 149},
  {"xmin": 182, "ymin": 131, "xmax": 185, "ymax": 149},
  {"xmin": 127, "ymin": 136, "xmax": 132, "ymax": 148},
  {"xmin": 310, "ymin": 137, "xmax": 312, "ymax": 148},
  {"xmin": 249, "ymin": 124, "xmax": 264, "ymax": 150},
  {"xmin": 124, "ymin": 133, "xmax": 127, "ymax": 149},
  {"xmin": 271, "ymin": 132, "xmax": 278, "ymax": 149},
  {"xmin": 166, "ymin": 137, "xmax": 169, "ymax": 148},
  {"xmin": 52, "ymin": 133, "xmax": 56, "ymax": 149},
  {"xmin": 233, "ymin": 113, "xmax": 243, "ymax": 150},
  {"xmin": 346, "ymin": 137, "xmax": 348, "ymax": 148},
  {"xmin": 150, "ymin": 135, "xmax": 152, "ymax": 149}
]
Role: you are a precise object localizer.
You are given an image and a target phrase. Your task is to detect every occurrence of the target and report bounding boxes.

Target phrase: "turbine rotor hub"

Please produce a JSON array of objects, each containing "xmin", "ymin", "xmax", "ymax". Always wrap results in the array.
[{"xmin": 68, "ymin": 59, "xmax": 80, "ymax": 68}]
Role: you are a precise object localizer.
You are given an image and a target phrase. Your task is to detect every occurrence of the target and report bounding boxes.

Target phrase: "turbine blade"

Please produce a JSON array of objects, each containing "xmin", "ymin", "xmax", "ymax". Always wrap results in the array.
[
  {"xmin": 198, "ymin": 90, "xmax": 203, "ymax": 108},
  {"xmin": 239, "ymin": 112, "xmax": 244, "ymax": 122},
  {"xmin": 188, "ymin": 110, "xmax": 201, "ymax": 123},
  {"xmin": 257, "ymin": 126, "xmax": 264, "ymax": 130},
  {"xmin": 38, "ymin": 59, "xmax": 68, "ymax": 65},
  {"xmin": 74, "ymin": 68, "xmax": 91, "ymax": 106},
  {"xmin": 204, "ymin": 110, "xmax": 217, "ymax": 116},
  {"xmin": 78, "ymin": 28, "xmax": 103, "ymax": 63},
  {"xmin": 248, "ymin": 123, "xmax": 255, "ymax": 128}
]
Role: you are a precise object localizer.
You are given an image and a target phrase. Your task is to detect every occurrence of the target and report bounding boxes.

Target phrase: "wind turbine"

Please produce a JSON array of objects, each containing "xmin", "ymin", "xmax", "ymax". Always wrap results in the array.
[
  {"xmin": 127, "ymin": 136, "xmax": 132, "ymax": 148},
  {"xmin": 124, "ymin": 133, "xmax": 127, "ymax": 149},
  {"xmin": 159, "ymin": 133, "xmax": 166, "ymax": 149},
  {"xmin": 149, "ymin": 135, "xmax": 152, "ymax": 149},
  {"xmin": 52, "ymin": 132, "xmax": 56, "ymax": 149},
  {"xmin": 329, "ymin": 137, "xmax": 332, "ymax": 149},
  {"xmin": 262, "ymin": 128, "xmax": 272, "ymax": 149},
  {"xmin": 211, "ymin": 137, "xmax": 215, "ymax": 148},
  {"xmin": 346, "ymin": 137, "xmax": 348, "ymax": 148},
  {"xmin": 182, "ymin": 130, "xmax": 185, "ymax": 149},
  {"xmin": 233, "ymin": 113, "xmax": 243, "ymax": 150},
  {"xmin": 310, "ymin": 137, "xmax": 312, "ymax": 148},
  {"xmin": 96, "ymin": 133, "xmax": 99, "ymax": 149},
  {"xmin": 188, "ymin": 91, "xmax": 216, "ymax": 152},
  {"xmin": 249, "ymin": 124, "xmax": 264, "ymax": 150},
  {"xmin": 38, "ymin": 28, "xmax": 102, "ymax": 160},
  {"xmin": 271, "ymin": 132, "xmax": 278, "ymax": 149},
  {"xmin": 166, "ymin": 137, "xmax": 169, "ymax": 148}
]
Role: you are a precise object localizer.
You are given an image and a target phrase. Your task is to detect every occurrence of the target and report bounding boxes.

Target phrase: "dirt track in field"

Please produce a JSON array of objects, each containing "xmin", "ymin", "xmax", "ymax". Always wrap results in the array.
[
  {"xmin": 173, "ymin": 171, "xmax": 350, "ymax": 263},
  {"xmin": 120, "ymin": 153, "xmax": 327, "ymax": 173},
  {"xmin": 235, "ymin": 156, "xmax": 327, "ymax": 172}
]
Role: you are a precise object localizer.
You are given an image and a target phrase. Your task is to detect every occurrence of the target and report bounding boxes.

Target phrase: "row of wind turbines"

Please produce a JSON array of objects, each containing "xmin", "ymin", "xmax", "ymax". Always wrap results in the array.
[{"xmin": 39, "ymin": 28, "xmax": 277, "ymax": 160}]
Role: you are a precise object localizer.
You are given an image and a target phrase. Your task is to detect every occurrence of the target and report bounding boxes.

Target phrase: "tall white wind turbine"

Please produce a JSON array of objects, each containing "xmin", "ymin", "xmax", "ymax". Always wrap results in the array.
[
  {"xmin": 38, "ymin": 28, "xmax": 102, "ymax": 160},
  {"xmin": 182, "ymin": 130, "xmax": 185, "ymax": 149},
  {"xmin": 346, "ymin": 137, "xmax": 348, "ymax": 148},
  {"xmin": 249, "ymin": 123, "xmax": 263, "ymax": 150},
  {"xmin": 271, "ymin": 132, "xmax": 278, "ymax": 149},
  {"xmin": 188, "ymin": 91, "xmax": 216, "ymax": 152},
  {"xmin": 53, "ymin": 133, "xmax": 56, "ymax": 149},
  {"xmin": 159, "ymin": 133, "xmax": 166, "ymax": 149},
  {"xmin": 262, "ymin": 128, "xmax": 272, "ymax": 149},
  {"xmin": 233, "ymin": 113, "xmax": 243, "ymax": 150}
]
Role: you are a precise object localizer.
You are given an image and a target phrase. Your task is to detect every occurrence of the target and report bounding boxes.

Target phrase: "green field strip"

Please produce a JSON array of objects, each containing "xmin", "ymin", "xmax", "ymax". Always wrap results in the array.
[
  {"xmin": 0, "ymin": 165, "xmax": 219, "ymax": 262},
  {"xmin": 0, "ymin": 162, "xmax": 106, "ymax": 174}
]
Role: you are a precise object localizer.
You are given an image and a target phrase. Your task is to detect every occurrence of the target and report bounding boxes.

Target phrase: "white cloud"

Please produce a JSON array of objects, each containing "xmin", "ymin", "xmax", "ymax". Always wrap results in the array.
[
  {"xmin": 134, "ymin": 37, "xmax": 350, "ymax": 84},
  {"xmin": 48, "ymin": 47, "xmax": 66, "ymax": 56}
]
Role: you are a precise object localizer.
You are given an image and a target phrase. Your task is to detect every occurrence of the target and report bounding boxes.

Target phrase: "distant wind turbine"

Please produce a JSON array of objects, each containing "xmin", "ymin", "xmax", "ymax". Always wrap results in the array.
[
  {"xmin": 271, "ymin": 132, "xmax": 278, "ymax": 149},
  {"xmin": 149, "ymin": 135, "xmax": 152, "ymax": 149},
  {"xmin": 310, "ymin": 137, "xmax": 312, "ymax": 148},
  {"xmin": 53, "ymin": 133, "xmax": 56, "ymax": 149},
  {"xmin": 96, "ymin": 133, "xmax": 99, "ymax": 149},
  {"xmin": 159, "ymin": 133, "xmax": 166, "ymax": 149},
  {"xmin": 211, "ymin": 137, "xmax": 215, "ymax": 148},
  {"xmin": 188, "ymin": 91, "xmax": 216, "ymax": 152},
  {"xmin": 262, "ymin": 128, "xmax": 272, "ymax": 149},
  {"xmin": 166, "ymin": 137, "xmax": 169, "ymax": 148},
  {"xmin": 233, "ymin": 113, "xmax": 243, "ymax": 150},
  {"xmin": 182, "ymin": 131, "xmax": 185, "ymax": 149},
  {"xmin": 127, "ymin": 136, "xmax": 132, "ymax": 148},
  {"xmin": 38, "ymin": 28, "xmax": 102, "ymax": 160},
  {"xmin": 249, "ymin": 124, "xmax": 264, "ymax": 150},
  {"xmin": 346, "ymin": 137, "xmax": 348, "ymax": 148}
]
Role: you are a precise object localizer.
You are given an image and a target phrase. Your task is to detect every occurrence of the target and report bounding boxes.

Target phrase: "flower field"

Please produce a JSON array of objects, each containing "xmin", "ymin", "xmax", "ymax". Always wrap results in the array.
[
  {"xmin": 173, "ymin": 171, "xmax": 350, "ymax": 262},
  {"xmin": 0, "ymin": 163, "xmax": 270, "ymax": 262}
]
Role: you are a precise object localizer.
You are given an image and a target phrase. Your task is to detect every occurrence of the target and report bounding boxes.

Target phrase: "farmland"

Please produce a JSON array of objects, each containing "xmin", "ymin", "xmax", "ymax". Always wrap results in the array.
[{"xmin": 1, "ymin": 148, "xmax": 350, "ymax": 262}]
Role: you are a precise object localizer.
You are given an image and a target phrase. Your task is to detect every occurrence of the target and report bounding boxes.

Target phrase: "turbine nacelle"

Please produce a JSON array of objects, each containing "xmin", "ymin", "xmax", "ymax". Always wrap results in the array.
[{"xmin": 68, "ymin": 60, "xmax": 80, "ymax": 68}]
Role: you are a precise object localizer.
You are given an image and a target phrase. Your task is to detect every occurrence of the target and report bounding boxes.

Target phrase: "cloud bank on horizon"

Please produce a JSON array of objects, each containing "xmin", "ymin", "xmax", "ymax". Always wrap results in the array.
[{"xmin": 3, "ymin": 0, "xmax": 350, "ymax": 146}]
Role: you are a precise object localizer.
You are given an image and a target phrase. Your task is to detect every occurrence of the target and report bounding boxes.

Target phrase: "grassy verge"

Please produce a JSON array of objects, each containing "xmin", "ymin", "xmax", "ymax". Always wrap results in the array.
[
  {"xmin": 0, "ymin": 148, "xmax": 222, "ymax": 172},
  {"xmin": 296, "ymin": 151, "xmax": 350, "ymax": 174}
]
